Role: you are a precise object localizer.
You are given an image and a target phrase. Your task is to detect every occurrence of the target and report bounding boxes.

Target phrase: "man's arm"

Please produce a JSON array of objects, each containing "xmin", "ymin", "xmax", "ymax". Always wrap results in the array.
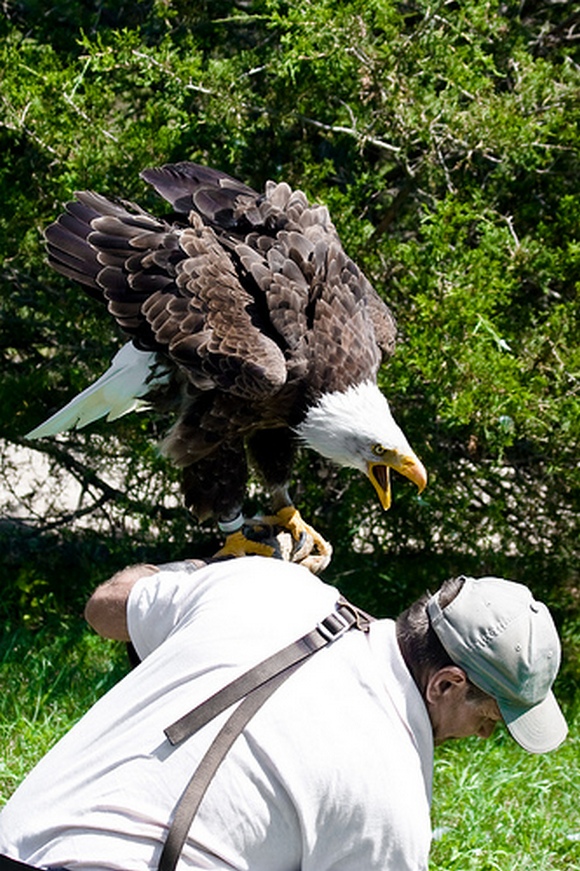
[
  {"xmin": 84, "ymin": 559, "xmax": 210, "ymax": 641},
  {"xmin": 84, "ymin": 563, "xmax": 159, "ymax": 641}
]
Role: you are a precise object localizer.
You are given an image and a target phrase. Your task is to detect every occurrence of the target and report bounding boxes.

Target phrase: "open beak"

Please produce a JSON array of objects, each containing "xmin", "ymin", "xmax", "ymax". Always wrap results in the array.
[{"xmin": 367, "ymin": 451, "xmax": 428, "ymax": 511}]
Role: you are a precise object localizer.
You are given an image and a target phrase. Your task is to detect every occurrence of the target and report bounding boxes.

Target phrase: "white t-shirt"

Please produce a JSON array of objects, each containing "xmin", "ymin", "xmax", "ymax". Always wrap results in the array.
[{"xmin": 0, "ymin": 556, "xmax": 434, "ymax": 871}]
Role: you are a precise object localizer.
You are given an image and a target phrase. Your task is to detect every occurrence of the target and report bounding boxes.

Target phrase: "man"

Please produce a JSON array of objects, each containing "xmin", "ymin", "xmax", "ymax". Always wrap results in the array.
[{"xmin": 0, "ymin": 556, "xmax": 568, "ymax": 871}]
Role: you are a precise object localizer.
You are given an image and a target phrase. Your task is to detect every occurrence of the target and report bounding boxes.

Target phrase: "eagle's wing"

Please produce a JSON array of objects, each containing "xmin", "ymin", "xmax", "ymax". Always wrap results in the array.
[
  {"xmin": 26, "ymin": 344, "xmax": 166, "ymax": 439},
  {"xmin": 138, "ymin": 214, "xmax": 288, "ymax": 399},
  {"xmin": 45, "ymin": 192, "xmax": 287, "ymax": 401},
  {"xmin": 216, "ymin": 180, "xmax": 391, "ymax": 395},
  {"xmin": 142, "ymin": 164, "xmax": 314, "ymax": 376},
  {"xmin": 142, "ymin": 164, "xmax": 396, "ymax": 394},
  {"xmin": 140, "ymin": 162, "xmax": 258, "ymax": 220}
]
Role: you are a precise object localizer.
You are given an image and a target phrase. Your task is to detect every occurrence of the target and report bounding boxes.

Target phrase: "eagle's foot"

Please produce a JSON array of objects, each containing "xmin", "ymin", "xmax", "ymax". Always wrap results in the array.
[
  {"xmin": 260, "ymin": 506, "xmax": 333, "ymax": 575},
  {"xmin": 214, "ymin": 528, "xmax": 277, "ymax": 561},
  {"xmin": 213, "ymin": 510, "xmax": 332, "ymax": 574}
]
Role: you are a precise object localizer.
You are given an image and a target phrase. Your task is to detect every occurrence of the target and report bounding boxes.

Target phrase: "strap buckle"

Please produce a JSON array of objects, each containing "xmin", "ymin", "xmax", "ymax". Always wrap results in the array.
[{"xmin": 316, "ymin": 606, "xmax": 355, "ymax": 642}]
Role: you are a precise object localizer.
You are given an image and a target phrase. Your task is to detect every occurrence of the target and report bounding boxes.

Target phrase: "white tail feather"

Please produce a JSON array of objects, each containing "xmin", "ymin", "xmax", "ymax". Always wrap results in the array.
[{"xmin": 26, "ymin": 343, "xmax": 168, "ymax": 439}]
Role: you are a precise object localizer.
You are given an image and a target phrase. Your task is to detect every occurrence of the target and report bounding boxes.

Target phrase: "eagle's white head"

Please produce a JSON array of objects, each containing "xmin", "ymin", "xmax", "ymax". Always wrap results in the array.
[{"xmin": 295, "ymin": 380, "xmax": 427, "ymax": 509}]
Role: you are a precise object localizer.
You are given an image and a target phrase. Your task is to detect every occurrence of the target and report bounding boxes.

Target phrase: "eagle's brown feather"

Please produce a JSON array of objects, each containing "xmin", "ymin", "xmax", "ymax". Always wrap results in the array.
[{"xmin": 43, "ymin": 162, "xmax": 399, "ymax": 521}]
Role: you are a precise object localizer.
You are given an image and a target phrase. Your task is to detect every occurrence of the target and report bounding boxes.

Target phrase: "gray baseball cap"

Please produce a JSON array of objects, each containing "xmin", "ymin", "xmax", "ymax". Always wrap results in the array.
[{"xmin": 427, "ymin": 576, "xmax": 568, "ymax": 754}]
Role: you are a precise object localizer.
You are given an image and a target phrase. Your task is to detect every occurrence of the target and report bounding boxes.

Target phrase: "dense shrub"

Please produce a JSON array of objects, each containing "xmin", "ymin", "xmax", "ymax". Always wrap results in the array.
[{"xmin": 0, "ymin": 1, "xmax": 578, "ymax": 662}]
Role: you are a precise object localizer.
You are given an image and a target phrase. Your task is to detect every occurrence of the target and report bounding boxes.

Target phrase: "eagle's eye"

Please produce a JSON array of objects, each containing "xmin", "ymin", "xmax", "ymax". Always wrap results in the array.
[{"xmin": 372, "ymin": 444, "xmax": 386, "ymax": 457}]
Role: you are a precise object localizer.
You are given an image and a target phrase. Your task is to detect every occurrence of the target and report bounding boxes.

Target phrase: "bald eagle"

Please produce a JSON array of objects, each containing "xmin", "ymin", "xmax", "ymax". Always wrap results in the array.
[{"xmin": 26, "ymin": 163, "xmax": 426, "ymax": 569}]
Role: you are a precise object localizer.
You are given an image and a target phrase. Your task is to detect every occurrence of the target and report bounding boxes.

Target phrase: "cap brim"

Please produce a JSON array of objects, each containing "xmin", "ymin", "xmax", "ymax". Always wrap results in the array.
[{"xmin": 499, "ymin": 690, "xmax": 568, "ymax": 754}]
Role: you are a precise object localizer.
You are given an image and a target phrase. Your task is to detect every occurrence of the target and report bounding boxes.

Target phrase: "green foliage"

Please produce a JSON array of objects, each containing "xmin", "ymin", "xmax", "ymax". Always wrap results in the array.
[{"xmin": 0, "ymin": 0, "xmax": 578, "ymax": 648}]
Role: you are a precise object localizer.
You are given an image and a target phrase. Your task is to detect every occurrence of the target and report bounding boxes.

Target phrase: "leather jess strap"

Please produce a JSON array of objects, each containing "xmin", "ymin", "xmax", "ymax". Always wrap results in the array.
[
  {"xmin": 158, "ymin": 597, "xmax": 373, "ymax": 871},
  {"xmin": 165, "ymin": 598, "xmax": 372, "ymax": 747}
]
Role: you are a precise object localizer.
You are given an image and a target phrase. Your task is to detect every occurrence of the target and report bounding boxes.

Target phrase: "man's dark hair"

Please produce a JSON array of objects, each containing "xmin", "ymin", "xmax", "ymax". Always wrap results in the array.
[{"xmin": 396, "ymin": 576, "xmax": 489, "ymax": 703}]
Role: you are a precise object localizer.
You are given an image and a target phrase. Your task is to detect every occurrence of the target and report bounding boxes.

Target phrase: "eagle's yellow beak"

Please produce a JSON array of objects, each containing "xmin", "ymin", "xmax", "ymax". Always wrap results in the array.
[{"xmin": 367, "ymin": 451, "xmax": 428, "ymax": 511}]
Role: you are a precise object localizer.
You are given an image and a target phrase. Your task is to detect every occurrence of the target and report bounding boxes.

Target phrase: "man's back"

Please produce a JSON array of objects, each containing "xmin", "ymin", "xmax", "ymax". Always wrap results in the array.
[{"xmin": 0, "ymin": 557, "xmax": 433, "ymax": 871}]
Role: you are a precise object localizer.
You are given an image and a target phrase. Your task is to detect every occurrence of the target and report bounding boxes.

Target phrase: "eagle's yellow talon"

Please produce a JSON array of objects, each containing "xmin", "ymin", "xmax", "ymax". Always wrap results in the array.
[
  {"xmin": 260, "ymin": 507, "xmax": 333, "ymax": 574},
  {"xmin": 214, "ymin": 509, "xmax": 332, "ymax": 574},
  {"xmin": 214, "ymin": 530, "xmax": 276, "ymax": 560}
]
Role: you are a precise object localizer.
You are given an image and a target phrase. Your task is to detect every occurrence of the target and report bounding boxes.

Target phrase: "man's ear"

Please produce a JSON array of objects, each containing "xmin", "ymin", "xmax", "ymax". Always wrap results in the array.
[{"xmin": 425, "ymin": 665, "xmax": 468, "ymax": 705}]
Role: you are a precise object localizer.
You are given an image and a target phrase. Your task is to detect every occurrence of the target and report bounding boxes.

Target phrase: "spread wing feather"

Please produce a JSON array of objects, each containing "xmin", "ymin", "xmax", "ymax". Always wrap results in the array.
[{"xmin": 46, "ymin": 192, "xmax": 288, "ymax": 400}]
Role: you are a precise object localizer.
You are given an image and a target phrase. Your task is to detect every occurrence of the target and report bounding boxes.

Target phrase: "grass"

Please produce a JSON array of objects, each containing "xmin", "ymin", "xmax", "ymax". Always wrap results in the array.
[
  {"xmin": 1, "ymin": 622, "xmax": 579, "ymax": 869},
  {"xmin": 0, "ymin": 622, "xmax": 129, "ymax": 804},
  {"xmin": 430, "ymin": 708, "xmax": 580, "ymax": 870}
]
